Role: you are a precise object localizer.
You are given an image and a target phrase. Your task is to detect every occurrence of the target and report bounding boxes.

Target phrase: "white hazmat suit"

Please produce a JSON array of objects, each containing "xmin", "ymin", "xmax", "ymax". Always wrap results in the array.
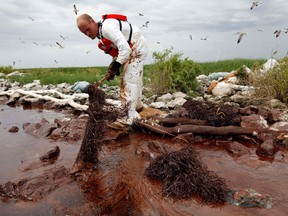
[{"xmin": 100, "ymin": 18, "xmax": 148, "ymax": 125}]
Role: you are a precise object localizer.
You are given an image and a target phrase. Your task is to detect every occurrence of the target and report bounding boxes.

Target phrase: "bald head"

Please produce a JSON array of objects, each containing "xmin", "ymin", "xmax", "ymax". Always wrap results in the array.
[
  {"xmin": 76, "ymin": 14, "xmax": 98, "ymax": 40},
  {"xmin": 77, "ymin": 14, "xmax": 93, "ymax": 25}
]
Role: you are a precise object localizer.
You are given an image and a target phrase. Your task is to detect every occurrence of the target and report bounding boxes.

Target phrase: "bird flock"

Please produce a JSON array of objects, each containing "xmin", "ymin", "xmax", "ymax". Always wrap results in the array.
[
  {"xmin": 14, "ymin": 4, "xmax": 85, "ymax": 66},
  {"xmin": 233, "ymin": 1, "xmax": 287, "ymax": 44},
  {"xmin": 188, "ymin": 1, "xmax": 287, "ymax": 45},
  {"xmin": 12, "ymin": 2, "xmax": 287, "ymax": 67}
]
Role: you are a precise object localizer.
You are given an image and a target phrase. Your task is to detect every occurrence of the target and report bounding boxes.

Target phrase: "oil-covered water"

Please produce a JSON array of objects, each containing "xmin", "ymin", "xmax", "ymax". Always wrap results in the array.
[{"xmin": 1, "ymin": 104, "xmax": 288, "ymax": 216}]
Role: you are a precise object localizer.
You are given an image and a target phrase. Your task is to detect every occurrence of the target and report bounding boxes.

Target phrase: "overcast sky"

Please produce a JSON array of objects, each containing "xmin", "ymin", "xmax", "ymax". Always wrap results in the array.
[{"xmin": 1, "ymin": 0, "xmax": 288, "ymax": 69}]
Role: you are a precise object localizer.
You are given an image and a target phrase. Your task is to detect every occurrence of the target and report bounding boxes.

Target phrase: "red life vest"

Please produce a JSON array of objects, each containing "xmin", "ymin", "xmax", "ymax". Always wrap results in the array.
[{"xmin": 97, "ymin": 14, "xmax": 133, "ymax": 58}]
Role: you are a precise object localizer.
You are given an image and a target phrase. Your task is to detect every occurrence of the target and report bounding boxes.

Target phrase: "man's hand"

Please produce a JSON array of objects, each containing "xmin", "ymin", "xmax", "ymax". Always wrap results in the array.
[
  {"xmin": 71, "ymin": 81, "xmax": 90, "ymax": 93},
  {"xmin": 106, "ymin": 60, "xmax": 121, "ymax": 81}
]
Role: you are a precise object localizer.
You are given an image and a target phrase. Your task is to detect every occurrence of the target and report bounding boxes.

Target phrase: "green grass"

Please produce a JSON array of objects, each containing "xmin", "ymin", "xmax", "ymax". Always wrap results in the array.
[
  {"xmin": 0, "ymin": 58, "xmax": 268, "ymax": 89},
  {"xmin": 198, "ymin": 58, "xmax": 266, "ymax": 75},
  {"xmin": 2, "ymin": 56, "xmax": 286, "ymax": 104},
  {"xmin": 1, "ymin": 58, "xmax": 265, "ymax": 84},
  {"xmin": 1, "ymin": 66, "xmax": 119, "ymax": 86}
]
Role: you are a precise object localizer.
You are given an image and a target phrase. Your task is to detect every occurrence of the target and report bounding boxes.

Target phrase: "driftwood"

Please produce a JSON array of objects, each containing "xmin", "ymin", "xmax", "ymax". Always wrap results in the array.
[
  {"xmin": 155, "ymin": 117, "xmax": 207, "ymax": 127},
  {"xmin": 1, "ymin": 89, "xmax": 88, "ymax": 111},
  {"xmin": 139, "ymin": 119, "xmax": 260, "ymax": 137},
  {"xmin": 0, "ymin": 89, "xmax": 121, "ymax": 111}
]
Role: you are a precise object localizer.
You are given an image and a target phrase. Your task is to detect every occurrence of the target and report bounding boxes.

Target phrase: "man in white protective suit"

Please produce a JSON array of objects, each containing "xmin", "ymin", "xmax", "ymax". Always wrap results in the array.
[{"xmin": 73, "ymin": 13, "xmax": 148, "ymax": 129}]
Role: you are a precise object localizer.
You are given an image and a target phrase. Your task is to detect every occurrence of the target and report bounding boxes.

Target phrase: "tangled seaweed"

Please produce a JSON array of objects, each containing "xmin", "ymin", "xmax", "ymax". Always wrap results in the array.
[
  {"xmin": 180, "ymin": 99, "xmax": 241, "ymax": 126},
  {"xmin": 145, "ymin": 146, "xmax": 230, "ymax": 205},
  {"xmin": 75, "ymin": 85, "xmax": 118, "ymax": 166}
]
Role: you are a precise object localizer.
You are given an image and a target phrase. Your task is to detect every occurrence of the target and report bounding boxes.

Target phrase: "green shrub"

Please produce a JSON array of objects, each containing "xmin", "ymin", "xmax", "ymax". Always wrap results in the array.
[
  {"xmin": 144, "ymin": 47, "xmax": 202, "ymax": 96},
  {"xmin": 0, "ymin": 66, "xmax": 13, "ymax": 74}
]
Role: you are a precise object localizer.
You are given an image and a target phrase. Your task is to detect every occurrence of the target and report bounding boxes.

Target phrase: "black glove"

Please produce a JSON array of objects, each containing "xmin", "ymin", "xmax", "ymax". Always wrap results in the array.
[{"xmin": 106, "ymin": 60, "xmax": 122, "ymax": 81}]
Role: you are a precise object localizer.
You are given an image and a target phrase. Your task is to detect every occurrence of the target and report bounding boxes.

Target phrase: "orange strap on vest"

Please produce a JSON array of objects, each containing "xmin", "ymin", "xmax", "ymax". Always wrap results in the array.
[{"xmin": 102, "ymin": 14, "xmax": 127, "ymax": 21}]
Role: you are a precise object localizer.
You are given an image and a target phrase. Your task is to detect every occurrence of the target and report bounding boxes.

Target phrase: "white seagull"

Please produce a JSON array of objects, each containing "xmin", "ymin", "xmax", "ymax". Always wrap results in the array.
[
  {"xmin": 56, "ymin": 42, "xmax": 64, "ymax": 49},
  {"xmin": 274, "ymin": 29, "xmax": 285, "ymax": 38},
  {"xmin": 73, "ymin": 4, "xmax": 79, "ymax": 15},
  {"xmin": 234, "ymin": 32, "xmax": 248, "ymax": 44},
  {"xmin": 142, "ymin": 21, "xmax": 149, "ymax": 28},
  {"xmin": 28, "ymin": 16, "xmax": 35, "ymax": 21},
  {"xmin": 250, "ymin": 1, "xmax": 263, "ymax": 10},
  {"xmin": 60, "ymin": 35, "xmax": 69, "ymax": 40}
]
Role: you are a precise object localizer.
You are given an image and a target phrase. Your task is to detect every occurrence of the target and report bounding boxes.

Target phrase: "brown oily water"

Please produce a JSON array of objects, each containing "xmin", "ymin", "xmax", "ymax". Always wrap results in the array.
[{"xmin": 1, "ymin": 90, "xmax": 288, "ymax": 215}]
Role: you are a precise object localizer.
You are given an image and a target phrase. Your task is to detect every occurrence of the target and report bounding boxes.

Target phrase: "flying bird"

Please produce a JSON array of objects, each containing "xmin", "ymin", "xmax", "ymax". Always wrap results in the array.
[
  {"xmin": 60, "ymin": 35, "xmax": 69, "ymax": 40},
  {"xmin": 33, "ymin": 42, "xmax": 39, "ymax": 46},
  {"xmin": 142, "ymin": 21, "xmax": 149, "ymax": 27},
  {"xmin": 257, "ymin": 29, "xmax": 264, "ymax": 32},
  {"xmin": 86, "ymin": 50, "xmax": 91, "ymax": 54},
  {"xmin": 274, "ymin": 29, "xmax": 285, "ymax": 38},
  {"xmin": 137, "ymin": 13, "xmax": 144, "ymax": 16},
  {"xmin": 28, "ymin": 16, "xmax": 35, "ymax": 21},
  {"xmin": 142, "ymin": 21, "xmax": 149, "ymax": 28},
  {"xmin": 56, "ymin": 42, "xmax": 64, "ymax": 49},
  {"xmin": 200, "ymin": 36, "xmax": 209, "ymax": 41},
  {"xmin": 250, "ymin": 1, "xmax": 263, "ymax": 10},
  {"xmin": 54, "ymin": 60, "xmax": 59, "ymax": 64},
  {"xmin": 73, "ymin": 4, "xmax": 79, "ymax": 15},
  {"xmin": 189, "ymin": 34, "xmax": 193, "ymax": 40},
  {"xmin": 234, "ymin": 32, "xmax": 248, "ymax": 44}
]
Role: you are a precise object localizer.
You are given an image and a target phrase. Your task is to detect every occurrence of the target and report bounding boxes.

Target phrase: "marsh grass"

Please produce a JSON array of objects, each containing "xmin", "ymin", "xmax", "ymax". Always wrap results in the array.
[
  {"xmin": 2, "ymin": 58, "xmax": 266, "ymax": 87},
  {"xmin": 249, "ymin": 57, "xmax": 288, "ymax": 103},
  {"xmin": 3, "ymin": 66, "xmax": 119, "ymax": 86}
]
